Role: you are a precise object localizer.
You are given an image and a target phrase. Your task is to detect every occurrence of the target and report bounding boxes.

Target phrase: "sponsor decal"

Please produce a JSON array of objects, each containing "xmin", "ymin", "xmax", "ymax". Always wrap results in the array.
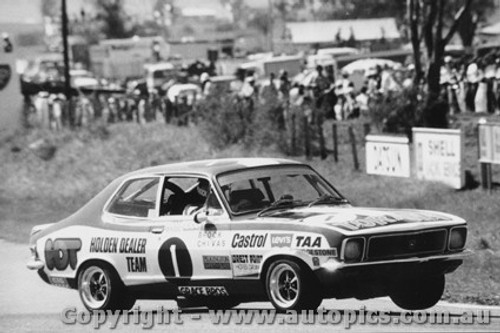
[
  {"xmin": 0, "ymin": 64, "xmax": 11, "ymax": 91},
  {"xmin": 312, "ymin": 257, "xmax": 320, "ymax": 267},
  {"xmin": 197, "ymin": 230, "xmax": 226, "ymax": 248},
  {"xmin": 89, "ymin": 237, "xmax": 147, "ymax": 254},
  {"xmin": 203, "ymin": 255, "xmax": 231, "ymax": 270},
  {"xmin": 178, "ymin": 286, "xmax": 229, "ymax": 296},
  {"xmin": 232, "ymin": 233, "xmax": 268, "ymax": 248},
  {"xmin": 324, "ymin": 212, "xmax": 446, "ymax": 231},
  {"xmin": 270, "ymin": 233, "xmax": 293, "ymax": 247},
  {"xmin": 49, "ymin": 277, "xmax": 71, "ymax": 288},
  {"xmin": 45, "ymin": 238, "xmax": 82, "ymax": 271},
  {"xmin": 303, "ymin": 248, "xmax": 338, "ymax": 257},
  {"xmin": 231, "ymin": 254, "xmax": 263, "ymax": 277},
  {"xmin": 158, "ymin": 238, "xmax": 193, "ymax": 280},
  {"xmin": 126, "ymin": 257, "xmax": 147, "ymax": 272},
  {"xmin": 295, "ymin": 236, "xmax": 321, "ymax": 248}
]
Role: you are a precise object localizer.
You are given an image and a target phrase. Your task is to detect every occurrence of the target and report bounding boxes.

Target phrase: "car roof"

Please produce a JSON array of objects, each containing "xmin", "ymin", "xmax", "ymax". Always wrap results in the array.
[{"xmin": 126, "ymin": 158, "xmax": 305, "ymax": 178}]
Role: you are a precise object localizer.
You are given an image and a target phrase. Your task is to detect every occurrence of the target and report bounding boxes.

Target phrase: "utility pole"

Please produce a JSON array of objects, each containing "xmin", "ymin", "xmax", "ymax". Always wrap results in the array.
[
  {"xmin": 268, "ymin": 0, "xmax": 274, "ymax": 53},
  {"xmin": 61, "ymin": 0, "xmax": 72, "ymax": 125}
]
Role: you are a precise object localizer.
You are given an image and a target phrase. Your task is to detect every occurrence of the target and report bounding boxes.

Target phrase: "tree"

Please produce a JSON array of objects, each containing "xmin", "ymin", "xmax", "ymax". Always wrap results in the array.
[
  {"xmin": 408, "ymin": 0, "xmax": 473, "ymax": 128},
  {"xmin": 445, "ymin": 0, "xmax": 496, "ymax": 48},
  {"xmin": 41, "ymin": 0, "xmax": 59, "ymax": 18},
  {"xmin": 92, "ymin": 0, "xmax": 133, "ymax": 39}
]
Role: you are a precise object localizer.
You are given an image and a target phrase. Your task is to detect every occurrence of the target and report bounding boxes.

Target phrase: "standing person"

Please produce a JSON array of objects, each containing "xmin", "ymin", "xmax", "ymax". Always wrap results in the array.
[
  {"xmin": 474, "ymin": 62, "xmax": 487, "ymax": 113},
  {"xmin": 313, "ymin": 65, "xmax": 330, "ymax": 107},
  {"xmin": 51, "ymin": 94, "xmax": 63, "ymax": 131},
  {"xmin": 466, "ymin": 61, "xmax": 479, "ymax": 112},
  {"xmin": 278, "ymin": 70, "xmax": 291, "ymax": 100},
  {"xmin": 200, "ymin": 72, "xmax": 212, "ymax": 97},
  {"xmin": 34, "ymin": 91, "xmax": 50, "ymax": 128},
  {"xmin": 355, "ymin": 86, "xmax": 369, "ymax": 118},
  {"xmin": 259, "ymin": 72, "xmax": 277, "ymax": 105}
]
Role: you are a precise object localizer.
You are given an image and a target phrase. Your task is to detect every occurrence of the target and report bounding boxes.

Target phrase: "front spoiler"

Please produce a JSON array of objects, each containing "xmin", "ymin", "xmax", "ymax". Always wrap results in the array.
[{"xmin": 333, "ymin": 249, "xmax": 473, "ymax": 270}]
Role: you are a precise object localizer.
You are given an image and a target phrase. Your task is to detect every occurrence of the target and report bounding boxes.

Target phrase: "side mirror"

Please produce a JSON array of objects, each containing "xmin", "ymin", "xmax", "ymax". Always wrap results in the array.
[{"xmin": 193, "ymin": 210, "xmax": 208, "ymax": 224}]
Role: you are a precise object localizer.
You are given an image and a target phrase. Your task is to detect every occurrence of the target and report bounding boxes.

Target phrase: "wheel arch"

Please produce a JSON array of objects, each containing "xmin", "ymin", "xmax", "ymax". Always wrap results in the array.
[
  {"xmin": 76, "ymin": 259, "xmax": 124, "ymax": 288},
  {"xmin": 259, "ymin": 254, "xmax": 313, "ymax": 283}
]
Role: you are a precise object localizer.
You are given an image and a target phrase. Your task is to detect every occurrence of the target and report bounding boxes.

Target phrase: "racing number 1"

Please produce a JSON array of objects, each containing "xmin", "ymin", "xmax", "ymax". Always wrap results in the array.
[{"xmin": 158, "ymin": 238, "xmax": 193, "ymax": 280}]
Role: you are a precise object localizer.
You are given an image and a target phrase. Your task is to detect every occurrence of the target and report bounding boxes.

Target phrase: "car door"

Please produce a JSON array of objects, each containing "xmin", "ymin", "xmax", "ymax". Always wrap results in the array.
[{"xmin": 147, "ymin": 176, "xmax": 233, "ymax": 293}]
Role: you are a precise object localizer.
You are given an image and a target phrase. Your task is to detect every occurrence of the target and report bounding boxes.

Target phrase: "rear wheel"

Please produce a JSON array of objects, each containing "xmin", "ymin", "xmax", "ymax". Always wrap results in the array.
[
  {"xmin": 78, "ymin": 264, "xmax": 136, "ymax": 311},
  {"xmin": 389, "ymin": 274, "xmax": 445, "ymax": 310},
  {"xmin": 265, "ymin": 259, "xmax": 322, "ymax": 311}
]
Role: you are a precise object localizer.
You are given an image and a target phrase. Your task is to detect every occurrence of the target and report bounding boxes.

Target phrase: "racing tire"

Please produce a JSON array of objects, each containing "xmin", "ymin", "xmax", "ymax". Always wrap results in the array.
[
  {"xmin": 389, "ymin": 274, "xmax": 445, "ymax": 310},
  {"xmin": 78, "ymin": 263, "xmax": 136, "ymax": 311},
  {"xmin": 265, "ymin": 259, "xmax": 322, "ymax": 312}
]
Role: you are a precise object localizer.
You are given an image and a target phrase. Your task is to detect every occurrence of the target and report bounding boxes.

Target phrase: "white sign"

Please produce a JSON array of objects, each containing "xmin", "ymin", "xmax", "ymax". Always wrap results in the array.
[
  {"xmin": 478, "ymin": 122, "xmax": 500, "ymax": 164},
  {"xmin": 413, "ymin": 128, "xmax": 464, "ymax": 189},
  {"xmin": 365, "ymin": 135, "xmax": 411, "ymax": 177}
]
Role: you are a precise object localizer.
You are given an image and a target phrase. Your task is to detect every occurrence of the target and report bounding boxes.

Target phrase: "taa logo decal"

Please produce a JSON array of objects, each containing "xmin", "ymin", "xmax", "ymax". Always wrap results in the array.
[
  {"xmin": 45, "ymin": 238, "xmax": 82, "ymax": 271},
  {"xmin": 158, "ymin": 238, "xmax": 193, "ymax": 280},
  {"xmin": 295, "ymin": 236, "xmax": 321, "ymax": 248}
]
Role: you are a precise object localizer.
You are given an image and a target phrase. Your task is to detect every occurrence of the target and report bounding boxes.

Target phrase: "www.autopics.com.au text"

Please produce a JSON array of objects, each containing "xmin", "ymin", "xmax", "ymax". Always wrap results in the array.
[{"xmin": 61, "ymin": 306, "xmax": 491, "ymax": 329}]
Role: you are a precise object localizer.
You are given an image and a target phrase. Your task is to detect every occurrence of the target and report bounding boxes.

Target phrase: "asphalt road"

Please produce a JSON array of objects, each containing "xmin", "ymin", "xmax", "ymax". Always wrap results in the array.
[{"xmin": 1, "ymin": 239, "xmax": 499, "ymax": 332}]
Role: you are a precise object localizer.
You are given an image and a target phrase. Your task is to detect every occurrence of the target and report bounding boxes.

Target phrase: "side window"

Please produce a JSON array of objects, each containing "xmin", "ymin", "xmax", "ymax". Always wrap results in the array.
[
  {"xmin": 160, "ymin": 177, "xmax": 224, "ymax": 216},
  {"xmin": 108, "ymin": 178, "xmax": 160, "ymax": 217}
]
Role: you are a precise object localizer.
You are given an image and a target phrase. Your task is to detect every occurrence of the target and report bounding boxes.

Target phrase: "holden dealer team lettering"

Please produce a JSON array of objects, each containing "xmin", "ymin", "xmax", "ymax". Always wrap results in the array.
[{"xmin": 89, "ymin": 237, "xmax": 147, "ymax": 254}]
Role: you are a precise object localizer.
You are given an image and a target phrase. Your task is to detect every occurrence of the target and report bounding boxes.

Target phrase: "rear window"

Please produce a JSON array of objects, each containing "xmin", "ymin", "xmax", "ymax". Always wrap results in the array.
[{"xmin": 107, "ymin": 177, "xmax": 160, "ymax": 217}]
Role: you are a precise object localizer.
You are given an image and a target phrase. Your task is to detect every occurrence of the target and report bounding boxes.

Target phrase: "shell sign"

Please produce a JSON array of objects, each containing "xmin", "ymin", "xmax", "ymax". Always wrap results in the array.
[{"xmin": 413, "ymin": 128, "xmax": 465, "ymax": 189}]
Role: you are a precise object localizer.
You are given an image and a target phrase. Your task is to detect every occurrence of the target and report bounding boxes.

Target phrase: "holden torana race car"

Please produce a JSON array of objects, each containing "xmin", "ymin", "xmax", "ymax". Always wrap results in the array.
[{"xmin": 27, "ymin": 158, "xmax": 470, "ymax": 312}]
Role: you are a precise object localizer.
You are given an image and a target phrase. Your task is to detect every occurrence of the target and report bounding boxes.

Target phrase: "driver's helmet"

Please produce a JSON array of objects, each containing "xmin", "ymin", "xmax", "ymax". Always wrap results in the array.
[{"xmin": 196, "ymin": 179, "xmax": 210, "ymax": 198}]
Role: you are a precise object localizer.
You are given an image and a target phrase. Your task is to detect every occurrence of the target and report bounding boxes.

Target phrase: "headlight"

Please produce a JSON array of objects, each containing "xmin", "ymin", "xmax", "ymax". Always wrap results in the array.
[
  {"xmin": 449, "ymin": 227, "xmax": 467, "ymax": 250},
  {"xmin": 342, "ymin": 238, "xmax": 365, "ymax": 263}
]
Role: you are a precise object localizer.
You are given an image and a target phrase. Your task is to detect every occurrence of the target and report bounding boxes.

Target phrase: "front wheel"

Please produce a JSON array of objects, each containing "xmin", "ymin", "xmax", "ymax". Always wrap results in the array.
[
  {"xmin": 389, "ymin": 274, "xmax": 445, "ymax": 310},
  {"xmin": 78, "ymin": 264, "xmax": 136, "ymax": 311},
  {"xmin": 265, "ymin": 259, "xmax": 322, "ymax": 311}
]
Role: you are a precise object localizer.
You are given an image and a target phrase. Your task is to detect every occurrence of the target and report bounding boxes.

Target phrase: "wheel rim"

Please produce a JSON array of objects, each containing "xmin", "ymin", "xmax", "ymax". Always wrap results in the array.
[
  {"xmin": 80, "ymin": 266, "xmax": 109, "ymax": 309},
  {"xmin": 269, "ymin": 263, "xmax": 300, "ymax": 308}
]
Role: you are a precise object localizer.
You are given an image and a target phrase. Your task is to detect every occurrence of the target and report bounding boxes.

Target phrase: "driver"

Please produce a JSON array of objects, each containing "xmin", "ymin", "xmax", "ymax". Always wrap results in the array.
[{"xmin": 183, "ymin": 179, "xmax": 210, "ymax": 215}]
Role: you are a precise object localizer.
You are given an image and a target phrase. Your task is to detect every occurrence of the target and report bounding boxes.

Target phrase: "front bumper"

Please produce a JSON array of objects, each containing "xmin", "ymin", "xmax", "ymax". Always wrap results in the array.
[
  {"xmin": 26, "ymin": 258, "xmax": 45, "ymax": 270},
  {"xmin": 328, "ymin": 249, "xmax": 473, "ymax": 270},
  {"xmin": 316, "ymin": 250, "xmax": 472, "ymax": 298}
]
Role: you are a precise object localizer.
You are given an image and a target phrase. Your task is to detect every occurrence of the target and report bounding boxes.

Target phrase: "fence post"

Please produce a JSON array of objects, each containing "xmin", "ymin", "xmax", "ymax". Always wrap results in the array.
[
  {"xmin": 480, "ymin": 162, "xmax": 493, "ymax": 191},
  {"xmin": 348, "ymin": 125, "xmax": 359, "ymax": 170},
  {"xmin": 332, "ymin": 123, "xmax": 338, "ymax": 163},
  {"xmin": 318, "ymin": 119, "xmax": 327, "ymax": 160},
  {"xmin": 363, "ymin": 123, "xmax": 371, "ymax": 142},
  {"xmin": 304, "ymin": 116, "xmax": 311, "ymax": 160},
  {"xmin": 290, "ymin": 113, "xmax": 296, "ymax": 155}
]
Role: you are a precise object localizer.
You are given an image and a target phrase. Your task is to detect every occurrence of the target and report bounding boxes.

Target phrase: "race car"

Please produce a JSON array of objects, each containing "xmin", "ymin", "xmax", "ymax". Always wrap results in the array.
[{"xmin": 27, "ymin": 158, "xmax": 470, "ymax": 311}]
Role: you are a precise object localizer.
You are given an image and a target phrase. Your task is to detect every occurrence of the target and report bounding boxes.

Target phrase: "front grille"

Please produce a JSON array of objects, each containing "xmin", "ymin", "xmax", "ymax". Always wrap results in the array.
[{"xmin": 367, "ymin": 229, "xmax": 447, "ymax": 261}]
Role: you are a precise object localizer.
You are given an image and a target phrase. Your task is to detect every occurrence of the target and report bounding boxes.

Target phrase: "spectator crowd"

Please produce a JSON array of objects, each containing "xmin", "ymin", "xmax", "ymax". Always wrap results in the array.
[{"xmin": 24, "ymin": 52, "xmax": 500, "ymax": 133}]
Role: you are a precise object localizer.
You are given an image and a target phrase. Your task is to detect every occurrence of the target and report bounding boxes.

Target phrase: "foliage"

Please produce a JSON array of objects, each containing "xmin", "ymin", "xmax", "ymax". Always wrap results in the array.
[
  {"xmin": 368, "ymin": 88, "xmax": 425, "ymax": 138},
  {"xmin": 195, "ymin": 87, "xmax": 289, "ymax": 153},
  {"xmin": 91, "ymin": 0, "xmax": 135, "ymax": 39},
  {"xmin": 195, "ymin": 87, "xmax": 250, "ymax": 149},
  {"xmin": 408, "ymin": 0, "xmax": 474, "ymax": 128}
]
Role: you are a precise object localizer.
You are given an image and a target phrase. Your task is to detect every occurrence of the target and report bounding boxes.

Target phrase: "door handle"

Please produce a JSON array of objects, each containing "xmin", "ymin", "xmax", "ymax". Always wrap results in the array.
[{"xmin": 150, "ymin": 226, "xmax": 164, "ymax": 234}]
